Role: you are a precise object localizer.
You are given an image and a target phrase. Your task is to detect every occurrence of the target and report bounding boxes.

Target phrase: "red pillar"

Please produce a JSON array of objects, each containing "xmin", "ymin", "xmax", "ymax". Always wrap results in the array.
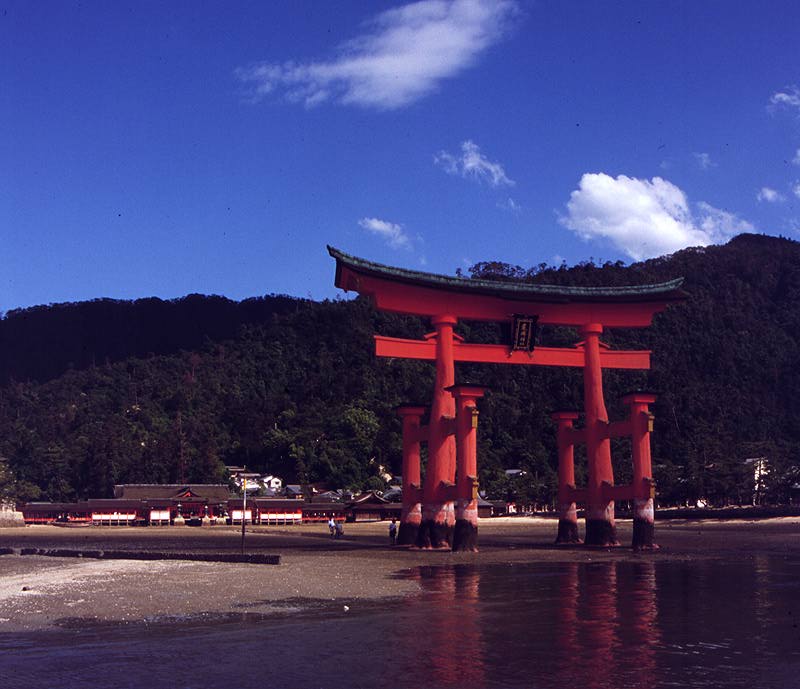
[
  {"xmin": 552, "ymin": 411, "xmax": 581, "ymax": 544},
  {"xmin": 397, "ymin": 405, "xmax": 426, "ymax": 546},
  {"xmin": 418, "ymin": 314, "xmax": 457, "ymax": 549},
  {"xmin": 622, "ymin": 392, "xmax": 658, "ymax": 549},
  {"xmin": 581, "ymin": 323, "xmax": 618, "ymax": 546},
  {"xmin": 447, "ymin": 384, "xmax": 487, "ymax": 552}
]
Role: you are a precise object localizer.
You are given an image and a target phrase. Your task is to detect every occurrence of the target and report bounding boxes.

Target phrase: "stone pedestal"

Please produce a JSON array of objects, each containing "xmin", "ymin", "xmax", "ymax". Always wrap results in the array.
[{"xmin": 0, "ymin": 502, "xmax": 25, "ymax": 527}]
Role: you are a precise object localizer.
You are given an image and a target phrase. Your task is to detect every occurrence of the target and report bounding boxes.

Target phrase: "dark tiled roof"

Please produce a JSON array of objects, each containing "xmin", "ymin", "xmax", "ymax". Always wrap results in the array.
[
  {"xmin": 114, "ymin": 484, "xmax": 233, "ymax": 501},
  {"xmin": 349, "ymin": 491, "xmax": 390, "ymax": 505},
  {"xmin": 20, "ymin": 502, "xmax": 81, "ymax": 512},
  {"xmin": 329, "ymin": 246, "xmax": 686, "ymax": 303},
  {"xmin": 86, "ymin": 499, "xmax": 144, "ymax": 511}
]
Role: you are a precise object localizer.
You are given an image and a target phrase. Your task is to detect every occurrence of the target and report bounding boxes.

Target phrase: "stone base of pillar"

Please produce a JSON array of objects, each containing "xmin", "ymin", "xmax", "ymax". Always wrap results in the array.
[
  {"xmin": 452, "ymin": 519, "xmax": 478, "ymax": 551},
  {"xmin": 632, "ymin": 498, "xmax": 657, "ymax": 549},
  {"xmin": 397, "ymin": 522, "xmax": 419, "ymax": 546},
  {"xmin": 555, "ymin": 501, "xmax": 581, "ymax": 544},
  {"xmin": 398, "ymin": 502, "xmax": 421, "ymax": 546},
  {"xmin": 632, "ymin": 518, "xmax": 657, "ymax": 549},
  {"xmin": 555, "ymin": 518, "xmax": 581, "ymax": 544},
  {"xmin": 416, "ymin": 519, "xmax": 453, "ymax": 549},
  {"xmin": 417, "ymin": 502, "xmax": 454, "ymax": 549},
  {"xmin": 452, "ymin": 499, "xmax": 478, "ymax": 552},
  {"xmin": 584, "ymin": 519, "xmax": 619, "ymax": 546}
]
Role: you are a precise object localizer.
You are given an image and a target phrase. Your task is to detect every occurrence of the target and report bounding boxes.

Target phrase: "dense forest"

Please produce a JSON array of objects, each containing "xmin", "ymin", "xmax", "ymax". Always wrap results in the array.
[{"xmin": 1, "ymin": 233, "xmax": 799, "ymax": 507}]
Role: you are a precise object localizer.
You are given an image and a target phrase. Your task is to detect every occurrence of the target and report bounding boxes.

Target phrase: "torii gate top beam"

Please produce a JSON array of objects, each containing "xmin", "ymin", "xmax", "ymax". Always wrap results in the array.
[{"xmin": 329, "ymin": 247, "xmax": 686, "ymax": 328}]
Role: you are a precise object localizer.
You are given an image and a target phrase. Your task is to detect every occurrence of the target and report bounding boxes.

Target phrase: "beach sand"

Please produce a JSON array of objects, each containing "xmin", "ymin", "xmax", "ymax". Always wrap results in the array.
[{"xmin": 1, "ymin": 517, "xmax": 798, "ymax": 631}]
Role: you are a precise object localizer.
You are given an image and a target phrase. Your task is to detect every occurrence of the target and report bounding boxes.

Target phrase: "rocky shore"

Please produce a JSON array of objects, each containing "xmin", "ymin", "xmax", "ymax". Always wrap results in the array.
[{"xmin": 1, "ymin": 517, "xmax": 797, "ymax": 632}]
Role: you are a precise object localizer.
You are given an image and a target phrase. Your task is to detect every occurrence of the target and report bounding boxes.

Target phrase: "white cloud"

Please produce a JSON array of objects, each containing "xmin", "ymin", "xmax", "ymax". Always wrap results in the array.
[
  {"xmin": 560, "ymin": 173, "xmax": 754, "ymax": 261},
  {"xmin": 793, "ymin": 149, "xmax": 800, "ymax": 166},
  {"xmin": 757, "ymin": 187, "xmax": 784, "ymax": 203},
  {"xmin": 358, "ymin": 217, "xmax": 412, "ymax": 249},
  {"xmin": 236, "ymin": 0, "xmax": 519, "ymax": 110},
  {"xmin": 435, "ymin": 140, "xmax": 515, "ymax": 187},
  {"xmin": 793, "ymin": 182, "xmax": 800, "ymax": 199},
  {"xmin": 770, "ymin": 86, "xmax": 800, "ymax": 112},
  {"xmin": 498, "ymin": 196, "xmax": 521, "ymax": 212},
  {"xmin": 693, "ymin": 152, "xmax": 715, "ymax": 170}
]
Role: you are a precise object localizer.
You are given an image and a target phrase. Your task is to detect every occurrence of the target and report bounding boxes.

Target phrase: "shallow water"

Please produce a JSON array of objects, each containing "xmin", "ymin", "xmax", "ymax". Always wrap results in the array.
[{"xmin": 1, "ymin": 557, "xmax": 799, "ymax": 689}]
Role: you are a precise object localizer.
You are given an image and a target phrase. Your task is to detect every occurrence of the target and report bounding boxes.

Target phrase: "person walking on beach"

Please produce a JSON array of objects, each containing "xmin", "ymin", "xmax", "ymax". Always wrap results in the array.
[
  {"xmin": 389, "ymin": 519, "xmax": 397, "ymax": 546},
  {"xmin": 335, "ymin": 521, "xmax": 344, "ymax": 539},
  {"xmin": 328, "ymin": 516, "xmax": 336, "ymax": 538}
]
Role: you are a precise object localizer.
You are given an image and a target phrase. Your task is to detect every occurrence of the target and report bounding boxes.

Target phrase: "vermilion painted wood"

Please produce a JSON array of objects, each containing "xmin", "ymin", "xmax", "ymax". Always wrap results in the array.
[
  {"xmin": 448, "ymin": 385, "xmax": 487, "ymax": 551},
  {"xmin": 418, "ymin": 316, "xmax": 458, "ymax": 549},
  {"xmin": 375, "ymin": 335, "xmax": 652, "ymax": 369},
  {"xmin": 581, "ymin": 324, "xmax": 619, "ymax": 546},
  {"xmin": 552, "ymin": 411, "xmax": 581, "ymax": 544},
  {"xmin": 397, "ymin": 406, "xmax": 426, "ymax": 546},
  {"xmin": 623, "ymin": 392, "xmax": 658, "ymax": 548},
  {"xmin": 336, "ymin": 266, "xmax": 675, "ymax": 327},
  {"xmin": 330, "ymin": 248, "xmax": 685, "ymax": 550}
]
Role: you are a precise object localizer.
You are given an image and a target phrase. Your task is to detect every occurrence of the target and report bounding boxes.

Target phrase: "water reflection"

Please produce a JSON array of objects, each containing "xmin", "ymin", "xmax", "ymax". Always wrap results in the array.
[
  {"xmin": 405, "ymin": 566, "xmax": 486, "ymax": 687},
  {"xmin": 408, "ymin": 556, "xmax": 800, "ymax": 689},
  {"xmin": 2, "ymin": 557, "xmax": 799, "ymax": 689}
]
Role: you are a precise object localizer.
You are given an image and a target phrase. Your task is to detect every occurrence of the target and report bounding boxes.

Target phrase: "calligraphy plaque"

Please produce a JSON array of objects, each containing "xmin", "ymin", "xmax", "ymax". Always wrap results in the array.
[{"xmin": 511, "ymin": 314, "xmax": 538, "ymax": 352}]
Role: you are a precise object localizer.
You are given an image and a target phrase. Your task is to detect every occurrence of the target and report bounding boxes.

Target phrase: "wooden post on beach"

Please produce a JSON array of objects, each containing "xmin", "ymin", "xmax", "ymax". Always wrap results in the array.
[
  {"xmin": 397, "ymin": 405, "xmax": 426, "ymax": 546},
  {"xmin": 623, "ymin": 392, "xmax": 658, "ymax": 550},
  {"xmin": 552, "ymin": 410, "xmax": 582, "ymax": 544},
  {"xmin": 447, "ymin": 384, "xmax": 487, "ymax": 552},
  {"xmin": 241, "ymin": 475, "xmax": 247, "ymax": 554},
  {"xmin": 418, "ymin": 315, "xmax": 457, "ymax": 550},
  {"xmin": 581, "ymin": 323, "xmax": 618, "ymax": 546}
]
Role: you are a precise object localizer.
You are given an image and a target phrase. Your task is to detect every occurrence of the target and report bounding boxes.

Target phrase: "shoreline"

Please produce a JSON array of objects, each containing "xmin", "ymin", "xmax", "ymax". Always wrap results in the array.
[{"xmin": 2, "ymin": 517, "xmax": 798, "ymax": 632}]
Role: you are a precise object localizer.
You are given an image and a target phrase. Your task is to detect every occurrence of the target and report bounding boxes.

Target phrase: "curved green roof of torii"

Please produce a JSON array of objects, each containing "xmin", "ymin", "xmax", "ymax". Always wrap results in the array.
[{"xmin": 329, "ymin": 246, "xmax": 687, "ymax": 304}]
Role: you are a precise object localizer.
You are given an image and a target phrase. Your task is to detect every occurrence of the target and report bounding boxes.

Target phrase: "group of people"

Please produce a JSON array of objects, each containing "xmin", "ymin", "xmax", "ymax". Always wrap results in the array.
[
  {"xmin": 327, "ymin": 516, "xmax": 344, "ymax": 539},
  {"xmin": 325, "ymin": 516, "xmax": 399, "ymax": 545}
]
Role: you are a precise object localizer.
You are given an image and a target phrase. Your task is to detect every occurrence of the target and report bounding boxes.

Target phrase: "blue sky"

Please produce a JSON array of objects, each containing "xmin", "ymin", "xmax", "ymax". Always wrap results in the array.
[{"xmin": 3, "ymin": 0, "xmax": 800, "ymax": 312}]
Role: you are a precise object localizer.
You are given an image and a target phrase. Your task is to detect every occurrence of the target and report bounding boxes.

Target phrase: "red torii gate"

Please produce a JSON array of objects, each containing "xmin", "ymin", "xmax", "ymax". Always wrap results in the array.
[{"xmin": 329, "ymin": 247, "xmax": 686, "ymax": 551}]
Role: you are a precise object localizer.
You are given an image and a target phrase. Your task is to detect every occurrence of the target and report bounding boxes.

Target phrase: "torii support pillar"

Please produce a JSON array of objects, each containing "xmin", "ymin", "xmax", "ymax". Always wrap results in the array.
[
  {"xmin": 623, "ymin": 392, "xmax": 658, "ymax": 550},
  {"xmin": 581, "ymin": 323, "xmax": 619, "ymax": 546},
  {"xmin": 418, "ymin": 315, "xmax": 458, "ymax": 549},
  {"xmin": 552, "ymin": 411, "xmax": 581, "ymax": 544},
  {"xmin": 397, "ymin": 405, "xmax": 426, "ymax": 546},
  {"xmin": 447, "ymin": 385, "xmax": 487, "ymax": 552}
]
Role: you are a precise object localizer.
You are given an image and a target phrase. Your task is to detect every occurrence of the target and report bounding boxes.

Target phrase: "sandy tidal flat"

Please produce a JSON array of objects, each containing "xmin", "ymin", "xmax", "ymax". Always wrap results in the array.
[{"xmin": 1, "ymin": 517, "xmax": 798, "ymax": 631}]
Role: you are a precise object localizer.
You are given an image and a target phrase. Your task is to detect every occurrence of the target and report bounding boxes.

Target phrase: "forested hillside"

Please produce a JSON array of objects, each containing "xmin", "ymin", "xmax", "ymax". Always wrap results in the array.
[{"xmin": 1, "ymin": 233, "xmax": 798, "ymax": 506}]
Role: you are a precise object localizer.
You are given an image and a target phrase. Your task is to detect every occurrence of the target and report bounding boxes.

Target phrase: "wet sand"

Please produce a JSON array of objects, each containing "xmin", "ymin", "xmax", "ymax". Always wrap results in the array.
[{"xmin": 1, "ymin": 517, "xmax": 798, "ymax": 631}]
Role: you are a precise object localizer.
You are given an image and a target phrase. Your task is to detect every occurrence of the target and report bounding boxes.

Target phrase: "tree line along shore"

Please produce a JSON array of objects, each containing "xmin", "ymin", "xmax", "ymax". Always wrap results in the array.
[{"xmin": 1, "ymin": 233, "xmax": 799, "ymax": 510}]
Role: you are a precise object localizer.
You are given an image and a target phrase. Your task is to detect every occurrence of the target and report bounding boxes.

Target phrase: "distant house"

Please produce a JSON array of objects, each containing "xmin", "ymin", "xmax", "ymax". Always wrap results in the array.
[
  {"xmin": 346, "ymin": 491, "xmax": 401, "ymax": 522},
  {"xmin": 261, "ymin": 475, "xmax": 283, "ymax": 492},
  {"xmin": 284, "ymin": 484, "xmax": 304, "ymax": 499},
  {"xmin": 477, "ymin": 495, "xmax": 499, "ymax": 518}
]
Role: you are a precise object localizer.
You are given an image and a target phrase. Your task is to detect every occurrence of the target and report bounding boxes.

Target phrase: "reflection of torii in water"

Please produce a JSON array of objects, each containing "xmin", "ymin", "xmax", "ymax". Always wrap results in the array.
[{"xmin": 329, "ymin": 247, "xmax": 687, "ymax": 551}]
